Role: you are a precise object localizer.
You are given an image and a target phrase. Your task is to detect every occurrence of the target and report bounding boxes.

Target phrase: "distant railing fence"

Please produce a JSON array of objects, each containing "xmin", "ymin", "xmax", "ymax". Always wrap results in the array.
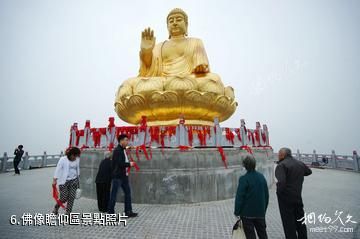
[
  {"xmin": 0, "ymin": 151, "xmax": 64, "ymax": 173},
  {"xmin": 1, "ymin": 149, "xmax": 359, "ymax": 173},
  {"xmin": 292, "ymin": 149, "xmax": 359, "ymax": 172}
]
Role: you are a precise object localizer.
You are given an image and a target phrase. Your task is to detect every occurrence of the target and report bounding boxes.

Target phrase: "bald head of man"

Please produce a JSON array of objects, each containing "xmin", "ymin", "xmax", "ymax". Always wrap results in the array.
[{"xmin": 278, "ymin": 147, "xmax": 292, "ymax": 161}]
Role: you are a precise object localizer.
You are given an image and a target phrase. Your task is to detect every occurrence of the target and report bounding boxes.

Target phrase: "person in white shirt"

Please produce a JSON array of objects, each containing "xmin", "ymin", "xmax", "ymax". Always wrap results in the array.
[{"xmin": 52, "ymin": 147, "xmax": 81, "ymax": 215}]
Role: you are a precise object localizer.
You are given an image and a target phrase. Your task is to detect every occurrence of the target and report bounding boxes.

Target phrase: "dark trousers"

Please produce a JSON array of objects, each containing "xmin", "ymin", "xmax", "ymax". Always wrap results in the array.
[
  {"xmin": 96, "ymin": 182, "xmax": 111, "ymax": 212},
  {"xmin": 107, "ymin": 177, "xmax": 132, "ymax": 214},
  {"xmin": 241, "ymin": 217, "xmax": 268, "ymax": 239},
  {"xmin": 277, "ymin": 197, "xmax": 308, "ymax": 239},
  {"xmin": 13, "ymin": 159, "xmax": 20, "ymax": 174}
]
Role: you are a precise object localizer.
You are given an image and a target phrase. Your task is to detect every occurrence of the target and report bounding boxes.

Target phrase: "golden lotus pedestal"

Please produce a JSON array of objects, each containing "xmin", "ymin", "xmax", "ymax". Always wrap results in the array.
[{"xmin": 114, "ymin": 89, "xmax": 238, "ymax": 126}]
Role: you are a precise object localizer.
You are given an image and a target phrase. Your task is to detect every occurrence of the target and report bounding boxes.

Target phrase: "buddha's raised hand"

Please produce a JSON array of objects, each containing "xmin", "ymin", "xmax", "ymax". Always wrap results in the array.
[{"xmin": 141, "ymin": 27, "xmax": 156, "ymax": 51}]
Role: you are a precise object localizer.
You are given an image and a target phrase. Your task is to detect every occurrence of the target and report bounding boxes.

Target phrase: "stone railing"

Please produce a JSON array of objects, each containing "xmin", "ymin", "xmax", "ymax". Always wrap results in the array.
[
  {"xmin": 291, "ymin": 149, "xmax": 360, "ymax": 172},
  {"xmin": 68, "ymin": 116, "xmax": 271, "ymax": 150},
  {"xmin": 0, "ymin": 151, "xmax": 64, "ymax": 173}
]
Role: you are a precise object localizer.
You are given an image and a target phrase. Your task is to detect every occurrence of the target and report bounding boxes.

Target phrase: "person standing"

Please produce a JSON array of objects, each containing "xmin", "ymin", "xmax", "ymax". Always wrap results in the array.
[
  {"xmin": 275, "ymin": 147, "xmax": 312, "ymax": 239},
  {"xmin": 234, "ymin": 155, "xmax": 269, "ymax": 239},
  {"xmin": 13, "ymin": 145, "xmax": 24, "ymax": 175},
  {"xmin": 95, "ymin": 151, "xmax": 112, "ymax": 212},
  {"xmin": 107, "ymin": 134, "xmax": 138, "ymax": 217},
  {"xmin": 52, "ymin": 147, "xmax": 81, "ymax": 215}
]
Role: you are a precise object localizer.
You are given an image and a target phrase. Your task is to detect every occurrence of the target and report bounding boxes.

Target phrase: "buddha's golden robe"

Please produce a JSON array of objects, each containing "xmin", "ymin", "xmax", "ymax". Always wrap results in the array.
[
  {"xmin": 117, "ymin": 38, "xmax": 234, "ymax": 100},
  {"xmin": 139, "ymin": 38, "xmax": 209, "ymax": 77}
]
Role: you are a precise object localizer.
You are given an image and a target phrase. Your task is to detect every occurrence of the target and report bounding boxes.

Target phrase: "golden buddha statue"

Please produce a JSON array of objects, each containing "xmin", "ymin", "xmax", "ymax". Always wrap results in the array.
[{"xmin": 115, "ymin": 8, "xmax": 237, "ymax": 126}]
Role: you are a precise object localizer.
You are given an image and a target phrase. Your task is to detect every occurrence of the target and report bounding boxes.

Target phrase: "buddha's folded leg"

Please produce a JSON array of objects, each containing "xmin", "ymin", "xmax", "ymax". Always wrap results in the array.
[
  {"xmin": 224, "ymin": 86, "xmax": 235, "ymax": 99},
  {"xmin": 116, "ymin": 78, "xmax": 137, "ymax": 101},
  {"xmin": 163, "ymin": 76, "xmax": 198, "ymax": 92},
  {"xmin": 194, "ymin": 73, "xmax": 225, "ymax": 95},
  {"xmin": 133, "ymin": 77, "xmax": 165, "ymax": 95}
]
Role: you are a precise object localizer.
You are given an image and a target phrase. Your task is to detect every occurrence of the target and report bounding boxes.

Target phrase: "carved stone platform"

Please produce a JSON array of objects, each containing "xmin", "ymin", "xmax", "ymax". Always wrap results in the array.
[{"xmin": 80, "ymin": 147, "xmax": 274, "ymax": 204}]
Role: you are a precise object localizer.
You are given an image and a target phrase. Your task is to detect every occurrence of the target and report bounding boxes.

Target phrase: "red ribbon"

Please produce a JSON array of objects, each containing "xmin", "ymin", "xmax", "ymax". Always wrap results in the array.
[
  {"xmin": 160, "ymin": 130, "xmax": 165, "ymax": 149},
  {"xmin": 187, "ymin": 126, "xmax": 193, "ymax": 146},
  {"xmin": 254, "ymin": 130, "xmax": 260, "ymax": 144},
  {"xmin": 217, "ymin": 147, "xmax": 228, "ymax": 168},
  {"xmin": 108, "ymin": 117, "xmax": 115, "ymax": 128},
  {"xmin": 247, "ymin": 129, "xmax": 255, "ymax": 145},
  {"xmin": 76, "ymin": 130, "xmax": 84, "ymax": 146},
  {"xmin": 135, "ymin": 144, "xmax": 150, "ymax": 160},
  {"xmin": 261, "ymin": 132, "xmax": 267, "ymax": 145},
  {"xmin": 139, "ymin": 116, "xmax": 147, "ymax": 132},
  {"xmin": 99, "ymin": 128, "xmax": 107, "ymax": 135},
  {"xmin": 91, "ymin": 129, "xmax": 101, "ymax": 147},
  {"xmin": 149, "ymin": 126, "xmax": 160, "ymax": 145},
  {"xmin": 115, "ymin": 127, "xmax": 139, "ymax": 139},
  {"xmin": 126, "ymin": 150, "xmax": 140, "ymax": 174},
  {"xmin": 108, "ymin": 143, "xmax": 114, "ymax": 151},
  {"xmin": 52, "ymin": 184, "xmax": 66, "ymax": 209},
  {"xmin": 240, "ymin": 145, "xmax": 253, "ymax": 154},
  {"xmin": 225, "ymin": 128, "xmax": 235, "ymax": 145},
  {"xmin": 178, "ymin": 145, "xmax": 192, "ymax": 151},
  {"xmin": 235, "ymin": 128, "xmax": 242, "ymax": 141},
  {"xmin": 197, "ymin": 126, "xmax": 208, "ymax": 146}
]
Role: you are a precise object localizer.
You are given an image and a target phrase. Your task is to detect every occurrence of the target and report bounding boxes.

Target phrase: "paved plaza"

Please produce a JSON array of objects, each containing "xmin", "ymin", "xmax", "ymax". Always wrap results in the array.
[{"xmin": 0, "ymin": 166, "xmax": 359, "ymax": 239}]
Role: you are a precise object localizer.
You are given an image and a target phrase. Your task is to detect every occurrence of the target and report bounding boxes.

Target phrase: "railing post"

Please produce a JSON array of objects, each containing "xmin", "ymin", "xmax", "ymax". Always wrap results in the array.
[
  {"xmin": 69, "ymin": 123, "xmax": 78, "ymax": 147},
  {"xmin": 254, "ymin": 122, "xmax": 261, "ymax": 146},
  {"xmin": 331, "ymin": 150, "xmax": 337, "ymax": 169},
  {"xmin": 296, "ymin": 149, "xmax": 301, "ymax": 161},
  {"xmin": 263, "ymin": 124, "xmax": 269, "ymax": 146},
  {"xmin": 138, "ymin": 116, "xmax": 147, "ymax": 146},
  {"xmin": 214, "ymin": 117, "xmax": 221, "ymax": 147},
  {"xmin": 1, "ymin": 152, "xmax": 8, "ymax": 172},
  {"xmin": 41, "ymin": 151, "xmax": 47, "ymax": 167},
  {"xmin": 353, "ymin": 150, "xmax": 359, "ymax": 172},
  {"xmin": 240, "ymin": 119, "xmax": 247, "ymax": 146},
  {"xmin": 23, "ymin": 152, "xmax": 30, "ymax": 170},
  {"xmin": 106, "ymin": 117, "xmax": 116, "ymax": 150},
  {"xmin": 312, "ymin": 150, "xmax": 317, "ymax": 163},
  {"xmin": 178, "ymin": 116, "xmax": 186, "ymax": 146},
  {"xmin": 83, "ymin": 120, "xmax": 92, "ymax": 148}
]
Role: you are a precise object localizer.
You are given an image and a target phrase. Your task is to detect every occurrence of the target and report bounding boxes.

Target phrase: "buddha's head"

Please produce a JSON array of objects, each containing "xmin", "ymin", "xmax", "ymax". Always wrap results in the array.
[{"xmin": 167, "ymin": 8, "xmax": 188, "ymax": 39}]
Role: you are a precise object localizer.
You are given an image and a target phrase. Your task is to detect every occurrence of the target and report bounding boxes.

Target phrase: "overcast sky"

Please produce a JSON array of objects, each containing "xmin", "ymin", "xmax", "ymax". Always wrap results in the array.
[{"xmin": 0, "ymin": 0, "xmax": 359, "ymax": 155}]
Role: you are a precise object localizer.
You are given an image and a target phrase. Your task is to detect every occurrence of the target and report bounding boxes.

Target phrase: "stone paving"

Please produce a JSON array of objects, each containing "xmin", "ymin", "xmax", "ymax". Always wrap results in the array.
[{"xmin": 0, "ymin": 166, "xmax": 359, "ymax": 239}]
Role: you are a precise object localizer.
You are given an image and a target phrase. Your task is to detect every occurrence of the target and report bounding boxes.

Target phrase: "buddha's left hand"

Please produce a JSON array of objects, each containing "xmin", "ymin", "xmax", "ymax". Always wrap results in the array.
[{"xmin": 193, "ymin": 64, "xmax": 209, "ymax": 74}]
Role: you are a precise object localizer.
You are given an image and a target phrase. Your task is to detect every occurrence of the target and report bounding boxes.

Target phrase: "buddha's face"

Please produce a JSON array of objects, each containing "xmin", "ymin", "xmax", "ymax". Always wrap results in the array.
[{"xmin": 167, "ymin": 13, "xmax": 187, "ymax": 37}]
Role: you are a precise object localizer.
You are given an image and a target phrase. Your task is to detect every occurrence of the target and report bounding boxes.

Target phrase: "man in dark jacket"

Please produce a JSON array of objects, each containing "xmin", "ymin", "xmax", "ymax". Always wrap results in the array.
[
  {"xmin": 95, "ymin": 151, "xmax": 112, "ymax": 212},
  {"xmin": 275, "ymin": 147, "xmax": 312, "ymax": 239},
  {"xmin": 107, "ymin": 134, "xmax": 137, "ymax": 217},
  {"xmin": 234, "ymin": 155, "xmax": 269, "ymax": 239},
  {"xmin": 13, "ymin": 145, "xmax": 24, "ymax": 175}
]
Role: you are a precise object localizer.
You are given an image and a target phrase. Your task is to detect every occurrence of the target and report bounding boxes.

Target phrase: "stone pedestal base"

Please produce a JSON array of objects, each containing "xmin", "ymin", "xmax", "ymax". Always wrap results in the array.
[{"xmin": 80, "ymin": 148, "xmax": 274, "ymax": 204}]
